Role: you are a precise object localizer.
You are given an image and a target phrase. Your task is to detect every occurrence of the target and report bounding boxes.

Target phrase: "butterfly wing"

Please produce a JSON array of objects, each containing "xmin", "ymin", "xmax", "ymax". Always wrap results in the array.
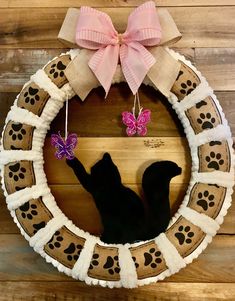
[
  {"xmin": 136, "ymin": 109, "xmax": 151, "ymax": 136},
  {"xmin": 122, "ymin": 111, "xmax": 137, "ymax": 136},
  {"xmin": 51, "ymin": 134, "xmax": 67, "ymax": 159},
  {"xmin": 65, "ymin": 133, "xmax": 78, "ymax": 160}
]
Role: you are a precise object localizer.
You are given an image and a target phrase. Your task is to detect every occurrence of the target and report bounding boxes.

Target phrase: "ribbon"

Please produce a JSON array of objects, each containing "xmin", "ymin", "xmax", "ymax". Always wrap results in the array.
[
  {"xmin": 58, "ymin": 2, "xmax": 182, "ymax": 100},
  {"xmin": 75, "ymin": 2, "xmax": 161, "ymax": 96}
]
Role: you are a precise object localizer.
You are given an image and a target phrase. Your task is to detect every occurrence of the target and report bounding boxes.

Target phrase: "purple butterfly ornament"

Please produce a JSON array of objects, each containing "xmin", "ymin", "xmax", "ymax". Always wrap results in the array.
[
  {"xmin": 51, "ymin": 132, "xmax": 78, "ymax": 160},
  {"xmin": 122, "ymin": 109, "xmax": 151, "ymax": 136}
]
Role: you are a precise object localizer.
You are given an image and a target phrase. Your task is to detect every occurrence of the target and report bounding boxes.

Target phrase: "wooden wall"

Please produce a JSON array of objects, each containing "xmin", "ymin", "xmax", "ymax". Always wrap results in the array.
[{"xmin": 0, "ymin": 0, "xmax": 235, "ymax": 300}]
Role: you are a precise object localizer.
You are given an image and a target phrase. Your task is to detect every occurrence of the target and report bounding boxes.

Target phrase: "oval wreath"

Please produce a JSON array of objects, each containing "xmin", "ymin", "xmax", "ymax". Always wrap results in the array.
[{"xmin": 0, "ymin": 48, "xmax": 234, "ymax": 288}]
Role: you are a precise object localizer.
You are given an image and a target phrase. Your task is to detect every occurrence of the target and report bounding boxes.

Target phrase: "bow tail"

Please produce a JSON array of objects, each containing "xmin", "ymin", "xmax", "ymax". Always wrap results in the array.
[
  {"xmin": 88, "ymin": 45, "xmax": 119, "ymax": 97},
  {"xmin": 120, "ymin": 42, "xmax": 156, "ymax": 95}
]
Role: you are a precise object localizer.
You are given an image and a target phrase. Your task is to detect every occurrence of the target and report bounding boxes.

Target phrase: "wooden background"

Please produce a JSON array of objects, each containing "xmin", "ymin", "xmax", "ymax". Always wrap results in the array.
[{"xmin": 0, "ymin": 0, "xmax": 235, "ymax": 300}]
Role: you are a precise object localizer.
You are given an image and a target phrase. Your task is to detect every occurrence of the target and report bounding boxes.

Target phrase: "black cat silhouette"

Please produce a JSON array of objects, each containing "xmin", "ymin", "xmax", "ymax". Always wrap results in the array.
[
  {"xmin": 67, "ymin": 153, "xmax": 146, "ymax": 244},
  {"xmin": 66, "ymin": 154, "xmax": 181, "ymax": 244}
]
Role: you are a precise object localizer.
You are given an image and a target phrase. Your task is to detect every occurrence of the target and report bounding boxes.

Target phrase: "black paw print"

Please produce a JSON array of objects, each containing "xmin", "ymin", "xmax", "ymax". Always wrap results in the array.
[
  {"xmin": 9, "ymin": 123, "xmax": 26, "ymax": 141},
  {"xmin": 10, "ymin": 146, "xmax": 23, "ymax": 150},
  {"xmin": 197, "ymin": 191, "xmax": 215, "ymax": 211},
  {"xmin": 144, "ymin": 248, "xmax": 162, "ymax": 268},
  {"xmin": 103, "ymin": 255, "xmax": 120, "ymax": 275},
  {"xmin": 15, "ymin": 186, "xmax": 26, "ymax": 191},
  {"xmin": 197, "ymin": 113, "xmax": 216, "ymax": 130},
  {"xmin": 209, "ymin": 141, "xmax": 222, "ymax": 146},
  {"xmin": 180, "ymin": 80, "xmax": 197, "ymax": 96},
  {"xmin": 24, "ymin": 87, "xmax": 40, "ymax": 105},
  {"xmin": 175, "ymin": 226, "xmax": 194, "ymax": 245},
  {"xmin": 89, "ymin": 253, "xmax": 100, "ymax": 270},
  {"xmin": 49, "ymin": 61, "xmax": 66, "ymax": 79},
  {"xmin": 63, "ymin": 243, "xmax": 83, "ymax": 262},
  {"xmin": 196, "ymin": 100, "xmax": 207, "ymax": 109},
  {"xmin": 48, "ymin": 231, "xmax": 63, "ymax": 249},
  {"xmin": 33, "ymin": 221, "xmax": 46, "ymax": 234},
  {"xmin": 8, "ymin": 163, "xmax": 26, "ymax": 182},
  {"xmin": 132, "ymin": 256, "xmax": 139, "ymax": 269},
  {"xmin": 19, "ymin": 201, "xmax": 38, "ymax": 220},
  {"xmin": 206, "ymin": 152, "xmax": 224, "ymax": 170},
  {"xmin": 176, "ymin": 70, "xmax": 183, "ymax": 81}
]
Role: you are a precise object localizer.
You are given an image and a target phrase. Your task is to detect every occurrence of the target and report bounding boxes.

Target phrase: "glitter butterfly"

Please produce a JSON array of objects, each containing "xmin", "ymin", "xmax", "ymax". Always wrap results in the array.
[
  {"xmin": 122, "ymin": 109, "xmax": 151, "ymax": 136},
  {"xmin": 51, "ymin": 132, "xmax": 78, "ymax": 160}
]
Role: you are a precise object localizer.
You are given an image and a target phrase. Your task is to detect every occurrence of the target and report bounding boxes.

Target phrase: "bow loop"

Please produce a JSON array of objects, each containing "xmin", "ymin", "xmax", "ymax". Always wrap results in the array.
[
  {"xmin": 76, "ymin": 6, "xmax": 118, "ymax": 49},
  {"xmin": 124, "ymin": 1, "xmax": 162, "ymax": 46}
]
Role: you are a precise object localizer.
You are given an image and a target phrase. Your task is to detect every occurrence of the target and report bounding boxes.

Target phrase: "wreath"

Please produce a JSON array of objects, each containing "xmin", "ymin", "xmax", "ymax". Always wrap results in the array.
[{"xmin": 0, "ymin": 2, "xmax": 234, "ymax": 288}]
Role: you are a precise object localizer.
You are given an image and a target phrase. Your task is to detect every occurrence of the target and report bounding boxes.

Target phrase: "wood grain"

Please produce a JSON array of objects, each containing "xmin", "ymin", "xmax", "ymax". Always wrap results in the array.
[
  {"xmin": 195, "ymin": 48, "xmax": 235, "ymax": 91},
  {"xmin": 1, "ymin": 48, "xmax": 194, "ymax": 92},
  {"xmin": 1, "ymin": 7, "xmax": 235, "ymax": 48},
  {"xmin": 0, "ymin": 282, "xmax": 234, "ymax": 301},
  {"xmin": 1, "ymin": 0, "xmax": 235, "ymax": 8},
  {"xmin": 2, "ymin": 48, "xmax": 235, "ymax": 93},
  {"xmin": 0, "ymin": 234, "xmax": 234, "ymax": 283}
]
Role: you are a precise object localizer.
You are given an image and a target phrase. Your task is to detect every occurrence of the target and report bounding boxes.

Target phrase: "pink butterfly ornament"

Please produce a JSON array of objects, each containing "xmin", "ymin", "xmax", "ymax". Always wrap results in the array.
[
  {"xmin": 122, "ymin": 108, "xmax": 151, "ymax": 137},
  {"xmin": 51, "ymin": 132, "xmax": 78, "ymax": 160}
]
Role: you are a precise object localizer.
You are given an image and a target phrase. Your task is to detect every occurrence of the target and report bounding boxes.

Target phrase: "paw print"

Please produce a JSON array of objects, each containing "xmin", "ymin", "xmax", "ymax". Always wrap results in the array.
[
  {"xmin": 19, "ymin": 201, "xmax": 38, "ymax": 220},
  {"xmin": 89, "ymin": 253, "xmax": 100, "ymax": 270},
  {"xmin": 8, "ymin": 163, "xmax": 26, "ymax": 182},
  {"xmin": 197, "ymin": 191, "xmax": 215, "ymax": 211},
  {"xmin": 103, "ymin": 255, "xmax": 120, "ymax": 275},
  {"xmin": 24, "ymin": 87, "xmax": 40, "ymax": 105},
  {"xmin": 63, "ymin": 243, "xmax": 83, "ymax": 262},
  {"xmin": 144, "ymin": 248, "xmax": 162, "ymax": 268},
  {"xmin": 176, "ymin": 70, "xmax": 183, "ymax": 81},
  {"xmin": 196, "ymin": 100, "xmax": 207, "ymax": 109},
  {"xmin": 15, "ymin": 186, "xmax": 26, "ymax": 191},
  {"xmin": 132, "ymin": 256, "xmax": 139, "ymax": 269},
  {"xmin": 180, "ymin": 80, "xmax": 197, "ymax": 96},
  {"xmin": 48, "ymin": 231, "xmax": 64, "ymax": 249},
  {"xmin": 197, "ymin": 113, "xmax": 216, "ymax": 130},
  {"xmin": 209, "ymin": 141, "xmax": 222, "ymax": 146},
  {"xmin": 206, "ymin": 152, "xmax": 224, "ymax": 170},
  {"xmin": 49, "ymin": 61, "xmax": 66, "ymax": 79},
  {"xmin": 9, "ymin": 123, "xmax": 26, "ymax": 141},
  {"xmin": 33, "ymin": 221, "xmax": 46, "ymax": 234},
  {"xmin": 175, "ymin": 226, "xmax": 194, "ymax": 245},
  {"xmin": 10, "ymin": 146, "xmax": 23, "ymax": 150}
]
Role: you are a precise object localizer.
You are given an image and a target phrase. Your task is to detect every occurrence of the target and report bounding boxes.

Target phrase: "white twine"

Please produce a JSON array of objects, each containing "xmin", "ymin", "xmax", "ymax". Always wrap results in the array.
[{"xmin": 65, "ymin": 96, "xmax": 68, "ymax": 140}]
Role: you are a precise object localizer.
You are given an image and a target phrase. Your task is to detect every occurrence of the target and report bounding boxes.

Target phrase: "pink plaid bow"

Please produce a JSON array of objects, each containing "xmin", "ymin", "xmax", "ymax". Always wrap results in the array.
[{"xmin": 75, "ymin": 1, "xmax": 162, "ymax": 96}]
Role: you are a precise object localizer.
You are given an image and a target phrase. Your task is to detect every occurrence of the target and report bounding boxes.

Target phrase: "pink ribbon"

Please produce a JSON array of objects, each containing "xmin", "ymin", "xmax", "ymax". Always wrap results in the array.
[{"xmin": 75, "ymin": 1, "xmax": 162, "ymax": 96}]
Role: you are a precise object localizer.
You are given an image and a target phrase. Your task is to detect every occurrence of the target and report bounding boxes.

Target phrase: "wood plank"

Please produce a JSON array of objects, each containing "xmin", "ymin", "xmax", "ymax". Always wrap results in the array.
[
  {"xmin": 0, "ymin": 48, "xmax": 194, "ymax": 93},
  {"xmin": 0, "ymin": 234, "xmax": 234, "ymax": 282},
  {"xmin": 195, "ymin": 48, "xmax": 235, "ymax": 91},
  {"xmin": 1, "ymin": 0, "xmax": 235, "ymax": 8},
  {"xmin": 1, "ymin": 48, "xmax": 235, "ymax": 93},
  {"xmin": 0, "ymin": 185, "xmax": 234, "ymax": 235},
  {"xmin": 0, "ymin": 7, "xmax": 235, "ymax": 48},
  {"xmin": 44, "ymin": 137, "xmax": 191, "ymax": 185},
  {"xmin": 0, "ymin": 282, "xmax": 234, "ymax": 301}
]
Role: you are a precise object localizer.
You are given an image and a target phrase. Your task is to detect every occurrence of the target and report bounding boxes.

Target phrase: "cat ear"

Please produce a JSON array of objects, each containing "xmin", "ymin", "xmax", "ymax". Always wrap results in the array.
[{"xmin": 103, "ymin": 152, "xmax": 112, "ymax": 161}]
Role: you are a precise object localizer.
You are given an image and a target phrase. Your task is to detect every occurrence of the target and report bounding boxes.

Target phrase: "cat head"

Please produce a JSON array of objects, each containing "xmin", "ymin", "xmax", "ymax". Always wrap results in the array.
[
  {"xmin": 142, "ymin": 160, "xmax": 182, "ymax": 187},
  {"xmin": 90, "ymin": 153, "xmax": 121, "ymax": 187}
]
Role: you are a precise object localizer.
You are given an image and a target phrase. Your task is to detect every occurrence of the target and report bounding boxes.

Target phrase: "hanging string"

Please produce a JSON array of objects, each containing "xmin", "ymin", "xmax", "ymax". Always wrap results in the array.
[
  {"xmin": 65, "ymin": 95, "xmax": 68, "ymax": 141},
  {"xmin": 132, "ymin": 91, "xmax": 142, "ymax": 117}
]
